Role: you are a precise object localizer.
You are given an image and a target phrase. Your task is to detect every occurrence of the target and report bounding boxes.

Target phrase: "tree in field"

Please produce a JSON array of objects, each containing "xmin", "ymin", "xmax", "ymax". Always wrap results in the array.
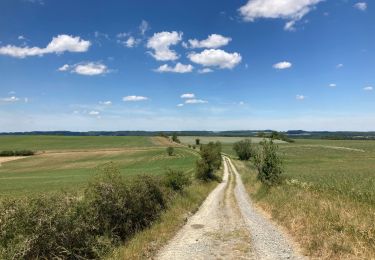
[
  {"xmin": 166, "ymin": 146, "xmax": 174, "ymax": 156},
  {"xmin": 195, "ymin": 141, "xmax": 222, "ymax": 181},
  {"xmin": 233, "ymin": 139, "xmax": 253, "ymax": 160},
  {"xmin": 195, "ymin": 138, "xmax": 200, "ymax": 145},
  {"xmin": 254, "ymin": 139, "xmax": 283, "ymax": 186},
  {"xmin": 171, "ymin": 133, "xmax": 180, "ymax": 143}
]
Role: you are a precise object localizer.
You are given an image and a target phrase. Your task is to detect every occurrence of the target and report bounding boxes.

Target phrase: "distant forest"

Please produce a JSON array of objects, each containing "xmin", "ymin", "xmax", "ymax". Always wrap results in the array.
[{"xmin": 1, "ymin": 130, "xmax": 375, "ymax": 140}]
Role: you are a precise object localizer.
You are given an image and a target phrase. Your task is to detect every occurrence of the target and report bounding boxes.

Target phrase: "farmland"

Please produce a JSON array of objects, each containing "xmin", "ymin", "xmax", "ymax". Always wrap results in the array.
[
  {"xmin": 0, "ymin": 136, "xmax": 197, "ymax": 196},
  {"xmin": 233, "ymin": 139, "xmax": 375, "ymax": 259}
]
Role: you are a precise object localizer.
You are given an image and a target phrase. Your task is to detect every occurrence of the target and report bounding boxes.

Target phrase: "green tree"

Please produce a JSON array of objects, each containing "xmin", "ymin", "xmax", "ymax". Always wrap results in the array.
[
  {"xmin": 195, "ymin": 142, "xmax": 222, "ymax": 181},
  {"xmin": 233, "ymin": 139, "xmax": 254, "ymax": 160},
  {"xmin": 166, "ymin": 146, "xmax": 174, "ymax": 156},
  {"xmin": 195, "ymin": 138, "xmax": 200, "ymax": 145},
  {"xmin": 171, "ymin": 133, "xmax": 180, "ymax": 143},
  {"xmin": 254, "ymin": 139, "xmax": 283, "ymax": 186}
]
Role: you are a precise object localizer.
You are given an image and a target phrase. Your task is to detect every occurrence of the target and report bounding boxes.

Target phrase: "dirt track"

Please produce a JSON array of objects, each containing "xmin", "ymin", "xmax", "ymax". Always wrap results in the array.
[{"xmin": 156, "ymin": 157, "xmax": 305, "ymax": 260}]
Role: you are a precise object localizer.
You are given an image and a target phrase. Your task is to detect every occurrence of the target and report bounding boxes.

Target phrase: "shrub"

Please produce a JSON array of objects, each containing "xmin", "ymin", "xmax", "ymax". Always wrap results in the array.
[
  {"xmin": 171, "ymin": 133, "xmax": 180, "ymax": 143},
  {"xmin": 192, "ymin": 145, "xmax": 196, "ymax": 149},
  {"xmin": 0, "ymin": 151, "xmax": 14, "ymax": 157},
  {"xmin": 166, "ymin": 146, "xmax": 174, "ymax": 156},
  {"xmin": 195, "ymin": 138, "xmax": 200, "ymax": 145},
  {"xmin": 195, "ymin": 142, "xmax": 222, "ymax": 181},
  {"xmin": 164, "ymin": 169, "xmax": 191, "ymax": 192},
  {"xmin": 254, "ymin": 139, "xmax": 284, "ymax": 186},
  {"xmin": 233, "ymin": 139, "xmax": 254, "ymax": 160}
]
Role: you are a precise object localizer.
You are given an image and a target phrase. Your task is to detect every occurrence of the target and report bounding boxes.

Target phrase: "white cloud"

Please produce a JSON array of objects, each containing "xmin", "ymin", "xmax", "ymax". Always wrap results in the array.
[
  {"xmin": 181, "ymin": 93, "xmax": 195, "ymax": 99},
  {"xmin": 117, "ymin": 34, "xmax": 140, "ymax": 48},
  {"xmin": 0, "ymin": 96, "xmax": 20, "ymax": 103},
  {"xmin": 354, "ymin": 2, "xmax": 367, "ymax": 11},
  {"xmin": 99, "ymin": 101, "xmax": 112, "ymax": 105},
  {"xmin": 185, "ymin": 99, "xmax": 208, "ymax": 104},
  {"xmin": 198, "ymin": 68, "xmax": 214, "ymax": 74},
  {"xmin": 59, "ymin": 62, "xmax": 109, "ymax": 76},
  {"xmin": 0, "ymin": 34, "xmax": 91, "ymax": 58},
  {"xmin": 336, "ymin": 63, "xmax": 344, "ymax": 68},
  {"xmin": 188, "ymin": 49, "xmax": 242, "ymax": 69},
  {"xmin": 155, "ymin": 63, "xmax": 193, "ymax": 73},
  {"xmin": 139, "ymin": 20, "xmax": 149, "ymax": 35},
  {"xmin": 58, "ymin": 64, "xmax": 70, "ymax": 71},
  {"xmin": 273, "ymin": 61, "xmax": 292, "ymax": 69},
  {"xmin": 177, "ymin": 103, "xmax": 184, "ymax": 107},
  {"xmin": 329, "ymin": 83, "xmax": 336, "ymax": 87},
  {"xmin": 296, "ymin": 94, "xmax": 306, "ymax": 100},
  {"xmin": 146, "ymin": 31, "xmax": 182, "ymax": 61},
  {"xmin": 186, "ymin": 34, "xmax": 232, "ymax": 49},
  {"xmin": 363, "ymin": 86, "xmax": 373, "ymax": 91},
  {"xmin": 123, "ymin": 95, "xmax": 148, "ymax": 102},
  {"xmin": 239, "ymin": 0, "xmax": 323, "ymax": 30},
  {"xmin": 89, "ymin": 111, "xmax": 100, "ymax": 116},
  {"xmin": 18, "ymin": 35, "xmax": 26, "ymax": 40}
]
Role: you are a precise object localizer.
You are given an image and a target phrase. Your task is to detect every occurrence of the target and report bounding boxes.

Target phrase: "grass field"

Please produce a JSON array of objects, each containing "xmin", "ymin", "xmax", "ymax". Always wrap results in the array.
[
  {"xmin": 233, "ymin": 139, "xmax": 375, "ymax": 259},
  {"xmin": 0, "ymin": 136, "xmax": 197, "ymax": 196}
]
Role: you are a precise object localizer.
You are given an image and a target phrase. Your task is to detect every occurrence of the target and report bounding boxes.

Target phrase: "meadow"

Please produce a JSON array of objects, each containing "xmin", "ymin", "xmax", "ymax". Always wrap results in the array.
[
  {"xmin": 0, "ymin": 136, "xmax": 197, "ymax": 196},
  {"xmin": 232, "ymin": 139, "xmax": 375, "ymax": 259}
]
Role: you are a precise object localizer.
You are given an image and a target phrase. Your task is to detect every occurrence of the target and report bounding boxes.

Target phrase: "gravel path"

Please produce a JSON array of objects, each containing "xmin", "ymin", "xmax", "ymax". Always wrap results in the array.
[{"xmin": 156, "ymin": 157, "xmax": 305, "ymax": 260}]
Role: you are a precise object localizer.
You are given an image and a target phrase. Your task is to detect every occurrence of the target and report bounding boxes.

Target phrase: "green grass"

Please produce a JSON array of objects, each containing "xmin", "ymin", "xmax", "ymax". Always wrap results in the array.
[
  {"xmin": 234, "ymin": 139, "xmax": 375, "ymax": 259},
  {"xmin": 0, "ymin": 135, "xmax": 155, "ymax": 151},
  {"xmin": 0, "ymin": 136, "xmax": 197, "ymax": 197}
]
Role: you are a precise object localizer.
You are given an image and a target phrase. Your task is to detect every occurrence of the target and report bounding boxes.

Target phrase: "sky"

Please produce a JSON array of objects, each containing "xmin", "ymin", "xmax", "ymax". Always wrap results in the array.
[{"xmin": 0, "ymin": 0, "xmax": 374, "ymax": 132}]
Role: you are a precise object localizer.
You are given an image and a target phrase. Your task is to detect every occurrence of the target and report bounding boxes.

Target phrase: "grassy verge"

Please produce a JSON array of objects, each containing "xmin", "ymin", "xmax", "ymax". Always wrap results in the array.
[
  {"xmin": 109, "ymin": 179, "xmax": 217, "ymax": 259},
  {"xmin": 234, "ymin": 159, "xmax": 375, "ymax": 259}
]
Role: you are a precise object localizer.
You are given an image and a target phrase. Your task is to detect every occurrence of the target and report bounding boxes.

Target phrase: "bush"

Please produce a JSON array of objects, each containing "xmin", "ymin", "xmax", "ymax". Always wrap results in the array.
[
  {"xmin": 171, "ymin": 133, "xmax": 180, "ymax": 143},
  {"xmin": 0, "ymin": 162, "xmax": 167, "ymax": 259},
  {"xmin": 195, "ymin": 138, "xmax": 200, "ymax": 145},
  {"xmin": 254, "ymin": 139, "xmax": 283, "ymax": 186},
  {"xmin": 166, "ymin": 146, "xmax": 174, "ymax": 156},
  {"xmin": 195, "ymin": 142, "xmax": 222, "ymax": 181},
  {"xmin": 192, "ymin": 145, "xmax": 196, "ymax": 149},
  {"xmin": 233, "ymin": 139, "xmax": 254, "ymax": 160},
  {"xmin": 164, "ymin": 169, "xmax": 191, "ymax": 192},
  {"xmin": 0, "ymin": 150, "xmax": 34, "ymax": 157}
]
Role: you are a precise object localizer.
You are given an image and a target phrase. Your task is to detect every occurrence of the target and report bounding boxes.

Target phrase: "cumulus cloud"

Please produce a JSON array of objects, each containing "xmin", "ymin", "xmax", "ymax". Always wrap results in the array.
[
  {"xmin": 181, "ymin": 93, "xmax": 195, "ymax": 99},
  {"xmin": 296, "ymin": 94, "xmax": 306, "ymax": 100},
  {"xmin": 273, "ymin": 61, "xmax": 292, "ymax": 69},
  {"xmin": 188, "ymin": 49, "xmax": 242, "ymax": 69},
  {"xmin": 147, "ymin": 31, "xmax": 182, "ymax": 61},
  {"xmin": 185, "ymin": 34, "xmax": 232, "ymax": 49},
  {"xmin": 155, "ymin": 63, "xmax": 193, "ymax": 73},
  {"xmin": 0, "ymin": 34, "xmax": 91, "ymax": 58},
  {"xmin": 99, "ymin": 101, "xmax": 112, "ymax": 105},
  {"xmin": 329, "ymin": 83, "xmax": 336, "ymax": 87},
  {"xmin": 123, "ymin": 95, "xmax": 148, "ymax": 102},
  {"xmin": 185, "ymin": 99, "xmax": 208, "ymax": 104},
  {"xmin": 139, "ymin": 20, "xmax": 149, "ymax": 35},
  {"xmin": 354, "ymin": 2, "xmax": 367, "ymax": 11},
  {"xmin": 117, "ymin": 33, "xmax": 140, "ymax": 48},
  {"xmin": 59, "ymin": 62, "xmax": 109, "ymax": 76},
  {"xmin": 198, "ymin": 68, "xmax": 214, "ymax": 74},
  {"xmin": 363, "ymin": 86, "xmax": 373, "ymax": 91},
  {"xmin": 89, "ymin": 111, "xmax": 100, "ymax": 116},
  {"xmin": 177, "ymin": 103, "xmax": 184, "ymax": 107},
  {"xmin": 0, "ymin": 96, "xmax": 20, "ymax": 103},
  {"xmin": 239, "ymin": 0, "xmax": 323, "ymax": 31}
]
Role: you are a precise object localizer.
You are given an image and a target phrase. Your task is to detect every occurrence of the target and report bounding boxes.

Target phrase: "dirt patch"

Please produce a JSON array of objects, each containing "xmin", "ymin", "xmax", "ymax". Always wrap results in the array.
[{"xmin": 0, "ymin": 156, "xmax": 27, "ymax": 166}]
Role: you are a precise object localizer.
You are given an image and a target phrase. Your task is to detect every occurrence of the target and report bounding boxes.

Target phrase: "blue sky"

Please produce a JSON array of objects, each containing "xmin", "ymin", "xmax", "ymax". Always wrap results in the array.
[{"xmin": 0, "ymin": 0, "xmax": 374, "ymax": 131}]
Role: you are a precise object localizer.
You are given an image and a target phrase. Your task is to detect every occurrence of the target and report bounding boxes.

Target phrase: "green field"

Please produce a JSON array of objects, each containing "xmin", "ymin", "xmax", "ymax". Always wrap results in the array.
[
  {"xmin": 233, "ymin": 139, "xmax": 375, "ymax": 259},
  {"xmin": 0, "ymin": 136, "xmax": 197, "ymax": 196}
]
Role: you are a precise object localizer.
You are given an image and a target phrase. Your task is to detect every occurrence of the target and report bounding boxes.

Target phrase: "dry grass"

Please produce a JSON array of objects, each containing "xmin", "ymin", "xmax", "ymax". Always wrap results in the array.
[
  {"xmin": 108, "ymin": 180, "xmax": 218, "ymax": 259},
  {"xmin": 234, "ymin": 160, "xmax": 375, "ymax": 259}
]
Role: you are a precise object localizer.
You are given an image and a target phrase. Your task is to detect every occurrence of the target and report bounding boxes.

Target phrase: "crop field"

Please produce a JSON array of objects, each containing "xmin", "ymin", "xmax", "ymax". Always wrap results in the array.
[
  {"xmin": 0, "ymin": 136, "xmax": 197, "ymax": 196},
  {"xmin": 234, "ymin": 139, "xmax": 375, "ymax": 259}
]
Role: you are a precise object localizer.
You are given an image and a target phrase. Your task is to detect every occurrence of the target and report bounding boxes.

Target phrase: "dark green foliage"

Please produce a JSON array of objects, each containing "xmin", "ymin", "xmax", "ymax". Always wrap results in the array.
[
  {"xmin": 233, "ymin": 139, "xmax": 254, "ymax": 160},
  {"xmin": 269, "ymin": 131, "xmax": 295, "ymax": 143},
  {"xmin": 192, "ymin": 145, "xmax": 196, "ymax": 149},
  {"xmin": 0, "ymin": 150, "xmax": 34, "ymax": 157},
  {"xmin": 166, "ymin": 146, "xmax": 174, "ymax": 156},
  {"xmin": 171, "ymin": 133, "xmax": 180, "ymax": 143},
  {"xmin": 254, "ymin": 139, "xmax": 284, "ymax": 186},
  {"xmin": 195, "ymin": 142, "xmax": 222, "ymax": 181},
  {"xmin": 164, "ymin": 169, "xmax": 191, "ymax": 192},
  {"xmin": 195, "ymin": 138, "xmax": 200, "ymax": 145},
  {"xmin": 0, "ymin": 162, "xmax": 167, "ymax": 259}
]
